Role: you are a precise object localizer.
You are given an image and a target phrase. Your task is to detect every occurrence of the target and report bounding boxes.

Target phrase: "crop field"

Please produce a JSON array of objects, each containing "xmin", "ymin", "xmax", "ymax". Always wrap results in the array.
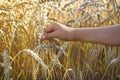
[{"xmin": 0, "ymin": 0, "xmax": 120, "ymax": 80}]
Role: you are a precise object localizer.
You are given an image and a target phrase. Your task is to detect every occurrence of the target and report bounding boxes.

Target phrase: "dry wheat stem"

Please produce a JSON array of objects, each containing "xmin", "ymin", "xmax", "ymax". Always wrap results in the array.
[
  {"xmin": 6, "ymin": 49, "xmax": 48, "ymax": 80},
  {"xmin": 62, "ymin": 68, "xmax": 76, "ymax": 80},
  {"xmin": 1, "ymin": 50, "xmax": 11, "ymax": 80},
  {"xmin": 63, "ymin": 0, "xmax": 78, "ymax": 9},
  {"xmin": 102, "ymin": 55, "xmax": 120, "ymax": 80},
  {"xmin": 56, "ymin": 42, "xmax": 69, "ymax": 59}
]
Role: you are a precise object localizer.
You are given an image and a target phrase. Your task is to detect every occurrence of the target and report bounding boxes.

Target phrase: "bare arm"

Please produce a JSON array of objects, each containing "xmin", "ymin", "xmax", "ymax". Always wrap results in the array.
[
  {"xmin": 71, "ymin": 24, "xmax": 120, "ymax": 46},
  {"xmin": 40, "ymin": 22, "xmax": 120, "ymax": 46}
]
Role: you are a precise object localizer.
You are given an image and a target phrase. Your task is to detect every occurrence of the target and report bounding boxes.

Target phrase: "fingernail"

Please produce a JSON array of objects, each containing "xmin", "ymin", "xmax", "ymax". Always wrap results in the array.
[{"xmin": 41, "ymin": 35, "xmax": 46, "ymax": 39}]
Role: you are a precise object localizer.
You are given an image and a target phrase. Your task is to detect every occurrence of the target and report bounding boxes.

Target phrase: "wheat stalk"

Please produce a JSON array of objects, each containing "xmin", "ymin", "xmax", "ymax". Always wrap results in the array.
[
  {"xmin": 6, "ymin": 49, "xmax": 48, "ymax": 80},
  {"xmin": 62, "ymin": 68, "xmax": 76, "ymax": 80},
  {"xmin": 102, "ymin": 55, "xmax": 120, "ymax": 80},
  {"xmin": 0, "ymin": 0, "xmax": 120, "ymax": 80},
  {"xmin": 56, "ymin": 42, "xmax": 69, "ymax": 59},
  {"xmin": 1, "ymin": 50, "xmax": 12, "ymax": 80}
]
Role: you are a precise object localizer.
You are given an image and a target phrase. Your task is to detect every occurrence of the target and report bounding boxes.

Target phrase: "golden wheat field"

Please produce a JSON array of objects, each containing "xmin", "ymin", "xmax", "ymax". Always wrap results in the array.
[{"xmin": 0, "ymin": 0, "xmax": 120, "ymax": 80}]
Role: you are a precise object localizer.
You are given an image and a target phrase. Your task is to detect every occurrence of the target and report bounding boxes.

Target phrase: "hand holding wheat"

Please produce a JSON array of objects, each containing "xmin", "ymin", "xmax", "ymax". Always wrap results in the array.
[
  {"xmin": 40, "ymin": 23, "xmax": 120, "ymax": 46},
  {"xmin": 40, "ymin": 22, "xmax": 74, "ymax": 41}
]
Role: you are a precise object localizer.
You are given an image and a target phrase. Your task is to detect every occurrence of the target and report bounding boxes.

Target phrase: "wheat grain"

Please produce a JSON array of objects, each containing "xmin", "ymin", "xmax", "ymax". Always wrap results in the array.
[
  {"xmin": 0, "ymin": 29, "xmax": 4, "ymax": 37},
  {"xmin": 0, "ymin": 63, "xmax": 4, "ymax": 68},
  {"xmin": 57, "ymin": 42, "xmax": 69, "ymax": 59}
]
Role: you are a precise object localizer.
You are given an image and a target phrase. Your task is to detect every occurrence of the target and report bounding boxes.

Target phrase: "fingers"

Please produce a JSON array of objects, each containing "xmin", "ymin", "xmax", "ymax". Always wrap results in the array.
[
  {"xmin": 45, "ymin": 23, "xmax": 56, "ymax": 33},
  {"xmin": 40, "ymin": 31, "xmax": 58, "ymax": 41},
  {"xmin": 40, "ymin": 22, "xmax": 60, "ymax": 41}
]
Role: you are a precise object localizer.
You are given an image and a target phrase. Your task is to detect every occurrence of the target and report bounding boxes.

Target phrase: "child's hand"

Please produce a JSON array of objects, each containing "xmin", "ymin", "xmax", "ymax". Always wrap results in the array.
[{"xmin": 40, "ymin": 22, "xmax": 74, "ymax": 41}]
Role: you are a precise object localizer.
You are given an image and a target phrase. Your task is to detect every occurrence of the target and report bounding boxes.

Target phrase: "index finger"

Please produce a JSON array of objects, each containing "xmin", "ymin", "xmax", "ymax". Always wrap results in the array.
[{"xmin": 45, "ymin": 23, "xmax": 55, "ymax": 33}]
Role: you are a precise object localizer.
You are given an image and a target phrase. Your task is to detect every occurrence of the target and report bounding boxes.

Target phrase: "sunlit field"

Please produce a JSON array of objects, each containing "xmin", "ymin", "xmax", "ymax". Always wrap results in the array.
[{"xmin": 0, "ymin": 0, "xmax": 120, "ymax": 80}]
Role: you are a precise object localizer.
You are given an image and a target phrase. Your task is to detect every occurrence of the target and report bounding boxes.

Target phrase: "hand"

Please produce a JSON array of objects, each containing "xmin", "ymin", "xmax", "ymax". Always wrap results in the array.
[{"xmin": 40, "ymin": 22, "xmax": 74, "ymax": 41}]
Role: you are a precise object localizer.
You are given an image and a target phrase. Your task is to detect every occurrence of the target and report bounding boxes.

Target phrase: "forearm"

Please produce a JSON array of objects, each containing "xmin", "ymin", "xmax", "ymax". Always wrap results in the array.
[{"xmin": 71, "ymin": 24, "xmax": 120, "ymax": 46}]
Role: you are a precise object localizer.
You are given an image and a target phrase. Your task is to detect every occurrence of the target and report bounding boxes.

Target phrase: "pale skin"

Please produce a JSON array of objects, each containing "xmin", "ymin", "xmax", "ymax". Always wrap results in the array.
[{"xmin": 40, "ymin": 22, "xmax": 120, "ymax": 46}]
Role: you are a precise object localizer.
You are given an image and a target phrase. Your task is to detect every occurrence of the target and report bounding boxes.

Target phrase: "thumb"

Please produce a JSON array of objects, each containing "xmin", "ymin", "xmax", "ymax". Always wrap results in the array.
[
  {"xmin": 45, "ymin": 31, "xmax": 58, "ymax": 39},
  {"xmin": 41, "ymin": 31, "xmax": 58, "ymax": 40}
]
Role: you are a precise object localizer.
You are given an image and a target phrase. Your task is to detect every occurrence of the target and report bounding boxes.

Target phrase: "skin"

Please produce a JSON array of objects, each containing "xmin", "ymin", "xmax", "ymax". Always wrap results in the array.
[{"xmin": 40, "ymin": 22, "xmax": 120, "ymax": 46}]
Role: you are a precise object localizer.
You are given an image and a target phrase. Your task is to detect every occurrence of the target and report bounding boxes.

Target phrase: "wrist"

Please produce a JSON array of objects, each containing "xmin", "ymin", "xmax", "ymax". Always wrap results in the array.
[
  {"xmin": 70, "ymin": 28, "xmax": 84, "ymax": 41},
  {"xmin": 68, "ymin": 28, "xmax": 76, "ymax": 41}
]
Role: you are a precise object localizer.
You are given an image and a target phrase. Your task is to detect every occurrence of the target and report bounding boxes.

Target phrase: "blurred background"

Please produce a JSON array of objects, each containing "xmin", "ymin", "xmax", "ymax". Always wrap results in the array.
[{"xmin": 0, "ymin": 0, "xmax": 120, "ymax": 80}]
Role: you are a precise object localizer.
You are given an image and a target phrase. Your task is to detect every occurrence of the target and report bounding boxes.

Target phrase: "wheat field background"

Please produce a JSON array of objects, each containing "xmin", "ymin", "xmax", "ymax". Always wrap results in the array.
[{"xmin": 0, "ymin": 0, "xmax": 120, "ymax": 80}]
